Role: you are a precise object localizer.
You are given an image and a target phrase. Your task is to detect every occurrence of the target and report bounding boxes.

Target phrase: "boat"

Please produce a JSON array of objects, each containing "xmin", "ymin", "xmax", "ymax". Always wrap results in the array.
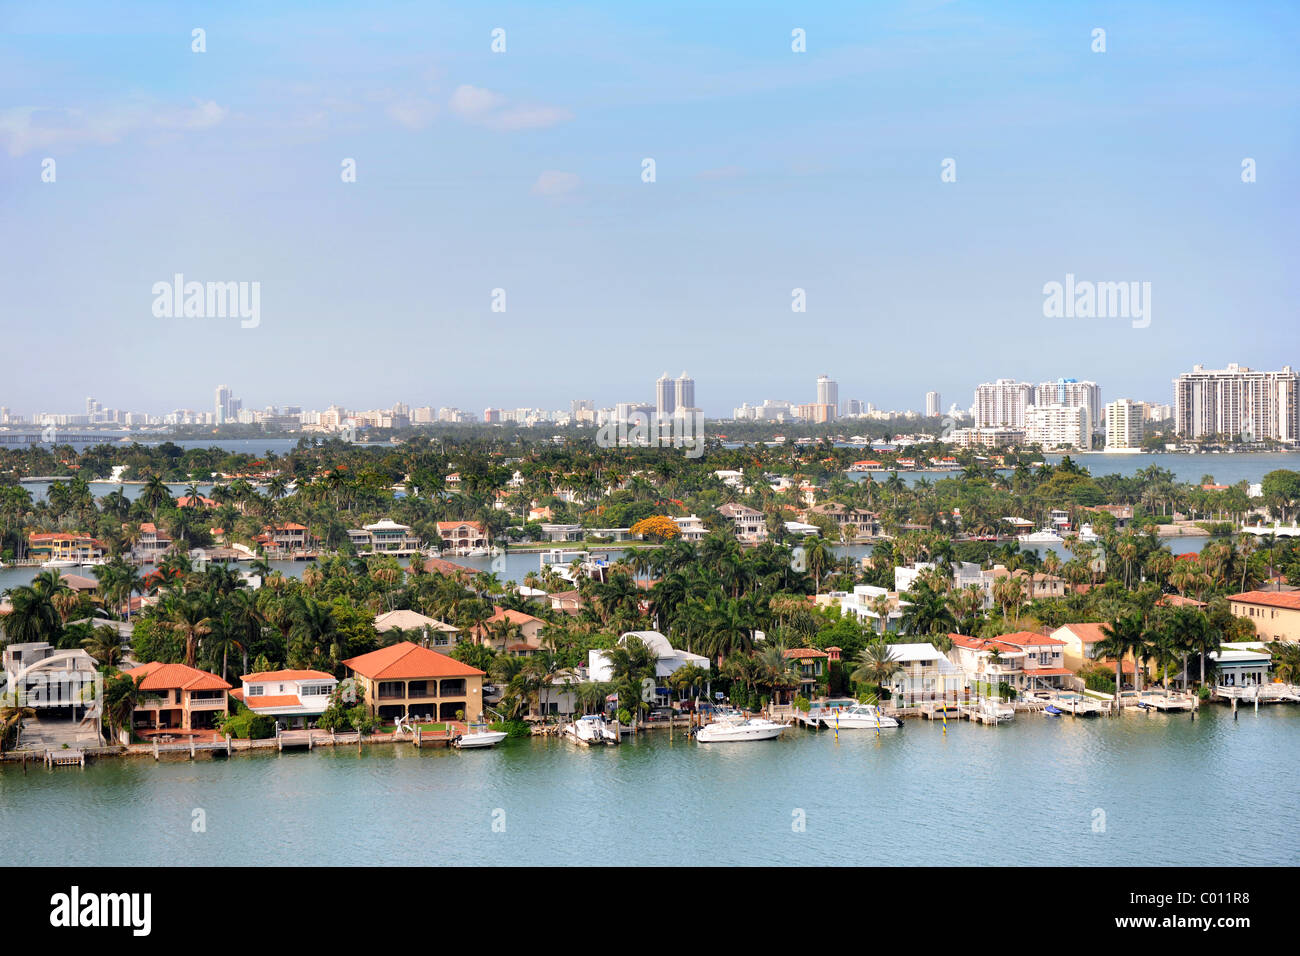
[
  {"xmin": 1044, "ymin": 705, "xmax": 1064, "ymax": 717},
  {"xmin": 562, "ymin": 714, "xmax": 619, "ymax": 745},
  {"xmin": 1018, "ymin": 527, "xmax": 1064, "ymax": 544},
  {"xmin": 817, "ymin": 702, "xmax": 900, "ymax": 730},
  {"xmin": 452, "ymin": 725, "xmax": 509, "ymax": 749},
  {"xmin": 79, "ymin": 557, "xmax": 107, "ymax": 567},
  {"xmin": 41, "ymin": 558, "xmax": 79, "ymax": 569},
  {"xmin": 695, "ymin": 715, "xmax": 790, "ymax": 743},
  {"xmin": 978, "ymin": 699, "xmax": 1015, "ymax": 722}
]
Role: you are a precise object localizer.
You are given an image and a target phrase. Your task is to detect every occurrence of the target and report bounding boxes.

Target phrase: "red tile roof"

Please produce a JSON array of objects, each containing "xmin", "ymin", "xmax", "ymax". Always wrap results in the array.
[
  {"xmin": 1228, "ymin": 590, "xmax": 1300, "ymax": 611},
  {"xmin": 241, "ymin": 669, "xmax": 335, "ymax": 683},
  {"xmin": 783, "ymin": 647, "xmax": 829, "ymax": 659},
  {"xmin": 243, "ymin": 694, "xmax": 303, "ymax": 710},
  {"xmin": 122, "ymin": 661, "xmax": 231, "ymax": 692},
  {"xmin": 996, "ymin": 630, "xmax": 1066, "ymax": 647},
  {"xmin": 343, "ymin": 641, "xmax": 485, "ymax": 680}
]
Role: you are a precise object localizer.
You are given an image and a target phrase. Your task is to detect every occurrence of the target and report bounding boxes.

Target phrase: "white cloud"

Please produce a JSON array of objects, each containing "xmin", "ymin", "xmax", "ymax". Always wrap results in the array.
[
  {"xmin": 531, "ymin": 170, "xmax": 580, "ymax": 197},
  {"xmin": 0, "ymin": 99, "xmax": 229, "ymax": 156},
  {"xmin": 385, "ymin": 99, "xmax": 439, "ymax": 130},
  {"xmin": 447, "ymin": 84, "xmax": 571, "ymax": 131},
  {"xmin": 449, "ymin": 85, "xmax": 506, "ymax": 119},
  {"xmin": 485, "ymin": 106, "xmax": 574, "ymax": 131}
]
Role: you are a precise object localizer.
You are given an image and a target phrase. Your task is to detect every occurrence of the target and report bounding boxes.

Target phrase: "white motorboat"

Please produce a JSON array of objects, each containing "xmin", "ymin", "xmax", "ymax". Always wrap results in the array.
[
  {"xmin": 452, "ymin": 727, "xmax": 509, "ymax": 749},
  {"xmin": 978, "ymin": 699, "xmax": 1015, "ymax": 722},
  {"xmin": 817, "ymin": 702, "xmax": 900, "ymax": 730},
  {"xmin": 1017, "ymin": 527, "xmax": 1064, "ymax": 544},
  {"xmin": 695, "ymin": 715, "xmax": 790, "ymax": 743},
  {"xmin": 41, "ymin": 559, "xmax": 79, "ymax": 569},
  {"xmin": 1074, "ymin": 523, "xmax": 1099, "ymax": 542},
  {"xmin": 79, "ymin": 557, "xmax": 107, "ymax": 567},
  {"xmin": 563, "ymin": 714, "xmax": 619, "ymax": 745}
]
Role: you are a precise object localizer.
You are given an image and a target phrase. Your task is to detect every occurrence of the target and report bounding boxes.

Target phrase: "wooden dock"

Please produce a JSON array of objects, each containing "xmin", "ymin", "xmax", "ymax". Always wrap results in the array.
[
  {"xmin": 153, "ymin": 736, "xmax": 233, "ymax": 759},
  {"xmin": 44, "ymin": 750, "xmax": 85, "ymax": 768}
]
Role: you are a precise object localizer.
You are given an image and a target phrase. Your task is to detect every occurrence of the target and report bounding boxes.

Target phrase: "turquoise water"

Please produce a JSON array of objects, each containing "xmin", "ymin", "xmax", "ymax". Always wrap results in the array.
[{"xmin": 3, "ymin": 706, "xmax": 1296, "ymax": 866}]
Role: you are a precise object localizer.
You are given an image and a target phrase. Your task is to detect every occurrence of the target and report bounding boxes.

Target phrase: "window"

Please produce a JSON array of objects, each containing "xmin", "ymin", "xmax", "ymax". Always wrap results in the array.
[
  {"xmin": 301, "ymin": 683, "xmax": 334, "ymax": 697},
  {"xmin": 247, "ymin": 685, "xmax": 263, "ymax": 697}
]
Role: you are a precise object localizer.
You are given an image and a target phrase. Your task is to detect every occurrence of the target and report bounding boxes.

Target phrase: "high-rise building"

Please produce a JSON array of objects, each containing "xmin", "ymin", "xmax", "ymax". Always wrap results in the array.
[
  {"xmin": 214, "ymin": 384, "xmax": 233, "ymax": 425},
  {"xmin": 1035, "ymin": 379, "xmax": 1101, "ymax": 433},
  {"xmin": 674, "ymin": 371, "xmax": 695, "ymax": 412},
  {"xmin": 1104, "ymin": 399, "xmax": 1146, "ymax": 450},
  {"xmin": 1024, "ymin": 403, "xmax": 1091, "ymax": 450},
  {"xmin": 816, "ymin": 375, "xmax": 839, "ymax": 419},
  {"xmin": 1173, "ymin": 364, "xmax": 1299, "ymax": 442},
  {"xmin": 844, "ymin": 398, "xmax": 863, "ymax": 417},
  {"xmin": 974, "ymin": 379, "xmax": 1033, "ymax": 428},
  {"xmin": 925, "ymin": 391, "xmax": 941, "ymax": 417},
  {"xmin": 656, "ymin": 374, "xmax": 676, "ymax": 419}
]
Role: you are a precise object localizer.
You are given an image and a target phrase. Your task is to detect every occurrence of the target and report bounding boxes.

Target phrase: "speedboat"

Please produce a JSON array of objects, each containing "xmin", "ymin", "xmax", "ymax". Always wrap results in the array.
[
  {"xmin": 563, "ymin": 714, "xmax": 619, "ymax": 745},
  {"xmin": 695, "ymin": 715, "xmax": 790, "ymax": 743},
  {"xmin": 41, "ymin": 558, "xmax": 79, "ymax": 569},
  {"xmin": 817, "ymin": 702, "xmax": 900, "ymax": 730},
  {"xmin": 79, "ymin": 557, "xmax": 107, "ymax": 567},
  {"xmin": 452, "ymin": 726, "xmax": 509, "ymax": 749},
  {"xmin": 1017, "ymin": 527, "xmax": 1064, "ymax": 544},
  {"xmin": 978, "ymin": 699, "xmax": 1015, "ymax": 722}
]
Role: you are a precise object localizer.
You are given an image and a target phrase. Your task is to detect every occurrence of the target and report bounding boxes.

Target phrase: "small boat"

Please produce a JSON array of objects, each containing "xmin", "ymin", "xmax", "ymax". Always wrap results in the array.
[
  {"xmin": 452, "ymin": 726, "xmax": 509, "ymax": 749},
  {"xmin": 979, "ymin": 699, "xmax": 1015, "ymax": 722},
  {"xmin": 1018, "ymin": 527, "xmax": 1064, "ymax": 544},
  {"xmin": 695, "ymin": 715, "xmax": 790, "ymax": 743},
  {"xmin": 79, "ymin": 558, "xmax": 107, "ymax": 567},
  {"xmin": 817, "ymin": 702, "xmax": 900, "ymax": 730},
  {"xmin": 563, "ymin": 714, "xmax": 619, "ymax": 745},
  {"xmin": 1044, "ymin": 705, "xmax": 1064, "ymax": 717}
]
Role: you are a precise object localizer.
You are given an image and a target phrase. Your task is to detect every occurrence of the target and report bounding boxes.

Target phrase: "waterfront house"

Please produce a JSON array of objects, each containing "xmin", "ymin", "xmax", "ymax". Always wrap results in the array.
[
  {"xmin": 374, "ymin": 609, "xmax": 460, "ymax": 652},
  {"xmin": 230, "ymin": 669, "xmax": 338, "ymax": 729},
  {"xmin": 838, "ymin": 584, "xmax": 905, "ymax": 633},
  {"xmin": 1208, "ymin": 643, "xmax": 1272, "ymax": 693},
  {"xmin": 588, "ymin": 631, "xmax": 711, "ymax": 706},
  {"xmin": 805, "ymin": 502, "xmax": 879, "ymax": 539},
  {"xmin": 118, "ymin": 662, "xmax": 231, "ymax": 737},
  {"xmin": 717, "ymin": 502, "xmax": 767, "ymax": 543},
  {"xmin": 947, "ymin": 631, "xmax": 1071, "ymax": 694},
  {"xmin": 471, "ymin": 606, "xmax": 546, "ymax": 654},
  {"xmin": 132, "ymin": 523, "xmax": 172, "ymax": 563},
  {"xmin": 1050, "ymin": 622, "xmax": 1148, "ymax": 679},
  {"xmin": 27, "ymin": 532, "xmax": 106, "ymax": 564},
  {"xmin": 257, "ymin": 522, "xmax": 314, "ymax": 555},
  {"xmin": 436, "ymin": 520, "xmax": 488, "ymax": 552},
  {"xmin": 1227, "ymin": 590, "xmax": 1300, "ymax": 644},
  {"xmin": 347, "ymin": 519, "xmax": 423, "ymax": 556},
  {"xmin": 882, "ymin": 642, "xmax": 968, "ymax": 704},
  {"xmin": 2, "ymin": 641, "xmax": 99, "ymax": 717},
  {"xmin": 342, "ymin": 641, "xmax": 485, "ymax": 722},
  {"xmin": 782, "ymin": 647, "xmax": 832, "ymax": 700}
]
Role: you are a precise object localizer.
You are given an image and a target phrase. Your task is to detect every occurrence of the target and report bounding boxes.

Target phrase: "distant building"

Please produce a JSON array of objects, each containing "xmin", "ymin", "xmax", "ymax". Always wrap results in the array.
[
  {"xmin": 1035, "ymin": 379, "xmax": 1101, "ymax": 432},
  {"xmin": 1024, "ymin": 403, "xmax": 1091, "ymax": 450},
  {"xmin": 925, "ymin": 391, "xmax": 941, "ymax": 417},
  {"xmin": 1173, "ymin": 363, "xmax": 1299, "ymax": 442},
  {"xmin": 656, "ymin": 373, "xmax": 676, "ymax": 418},
  {"xmin": 974, "ymin": 379, "xmax": 1033, "ymax": 428},
  {"xmin": 1104, "ymin": 399, "xmax": 1146, "ymax": 450},
  {"xmin": 816, "ymin": 375, "xmax": 839, "ymax": 419}
]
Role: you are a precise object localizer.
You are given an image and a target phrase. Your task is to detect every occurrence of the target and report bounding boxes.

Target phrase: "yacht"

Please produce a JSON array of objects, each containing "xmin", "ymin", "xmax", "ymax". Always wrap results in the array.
[
  {"xmin": 563, "ymin": 714, "xmax": 619, "ymax": 745},
  {"xmin": 978, "ymin": 699, "xmax": 1015, "ymax": 722},
  {"xmin": 817, "ymin": 702, "xmax": 900, "ymax": 730},
  {"xmin": 695, "ymin": 714, "xmax": 790, "ymax": 743},
  {"xmin": 41, "ymin": 558, "xmax": 79, "ymax": 569},
  {"xmin": 452, "ymin": 726, "xmax": 509, "ymax": 749},
  {"xmin": 1017, "ymin": 527, "xmax": 1064, "ymax": 544}
]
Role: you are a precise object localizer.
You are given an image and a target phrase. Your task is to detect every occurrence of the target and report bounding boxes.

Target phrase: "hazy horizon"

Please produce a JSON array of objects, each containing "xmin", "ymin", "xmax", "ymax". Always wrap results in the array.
[{"xmin": 2, "ymin": 1, "xmax": 1297, "ymax": 417}]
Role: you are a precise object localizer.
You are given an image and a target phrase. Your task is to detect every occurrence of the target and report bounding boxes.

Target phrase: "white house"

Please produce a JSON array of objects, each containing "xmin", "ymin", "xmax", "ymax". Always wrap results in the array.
[
  {"xmin": 839, "ymin": 585, "xmax": 904, "ymax": 633},
  {"xmin": 883, "ymin": 642, "xmax": 967, "ymax": 703},
  {"xmin": 347, "ymin": 519, "xmax": 423, "ymax": 556},
  {"xmin": 233, "ymin": 669, "xmax": 338, "ymax": 729},
  {"xmin": 588, "ymin": 631, "xmax": 711, "ymax": 706},
  {"xmin": 717, "ymin": 503, "xmax": 767, "ymax": 542},
  {"xmin": 373, "ymin": 609, "xmax": 461, "ymax": 653},
  {"xmin": 671, "ymin": 514, "xmax": 707, "ymax": 541}
]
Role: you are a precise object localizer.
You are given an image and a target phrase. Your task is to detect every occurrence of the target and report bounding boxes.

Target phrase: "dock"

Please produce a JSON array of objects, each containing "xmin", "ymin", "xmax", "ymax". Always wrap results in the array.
[{"xmin": 44, "ymin": 750, "xmax": 85, "ymax": 768}]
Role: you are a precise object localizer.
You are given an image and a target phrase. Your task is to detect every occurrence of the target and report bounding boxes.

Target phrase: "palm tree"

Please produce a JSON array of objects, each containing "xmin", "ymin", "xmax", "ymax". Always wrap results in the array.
[
  {"xmin": 0, "ymin": 702, "xmax": 36, "ymax": 753},
  {"xmin": 850, "ymin": 641, "xmax": 902, "ymax": 700},
  {"xmin": 165, "ymin": 598, "xmax": 213, "ymax": 668},
  {"xmin": 1097, "ymin": 614, "xmax": 1144, "ymax": 707},
  {"xmin": 80, "ymin": 625, "xmax": 125, "ymax": 668}
]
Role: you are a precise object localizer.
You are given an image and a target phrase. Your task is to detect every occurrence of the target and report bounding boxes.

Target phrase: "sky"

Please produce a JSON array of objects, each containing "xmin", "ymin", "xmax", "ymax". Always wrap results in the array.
[{"xmin": 1, "ymin": 0, "xmax": 1298, "ymax": 419}]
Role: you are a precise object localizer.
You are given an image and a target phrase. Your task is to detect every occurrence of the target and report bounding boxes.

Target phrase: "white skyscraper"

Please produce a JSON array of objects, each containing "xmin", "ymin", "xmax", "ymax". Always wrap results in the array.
[
  {"xmin": 1104, "ymin": 399, "xmax": 1146, "ymax": 451},
  {"xmin": 1173, "ymin": 363, "xmax": 1299, "ymax": 442},
  {"xmin": 656, "ymin": 373, "xmax": 676, "ymax": 418},
  {"xmin": 215, "ymin": 384, "xmax": 233, "ymax": 425},
  {"xmin": 1035, "ymin": 379, "xmax": 1101, "ymax": 433},
  {"xmin": 925, "ymin": 391, "xmax": 941, "ymax": 417},
  {"xmin": 974, "ymin": 379, "xmax": 1033, "ymax": 428},
  {"xmin": 1025, "ymin": 403, "xmax": 1091, "ymax": 450},
  {"xmin": 816, "ymin": 375, "xmax": 839, "ymax": 417},
  {"xmin": 675, "ymin": 371, "xmax": 695, "ymax": 411}
]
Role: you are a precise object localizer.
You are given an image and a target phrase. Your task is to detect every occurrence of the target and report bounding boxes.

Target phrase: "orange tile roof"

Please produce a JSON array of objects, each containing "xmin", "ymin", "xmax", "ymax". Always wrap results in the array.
[
  {"xmin": 243, "ymin": 694, "xmax": 304, "ymax": 710},
  {"xmin": 343, "ymin": 641, "xmax": 485, "ymax": 680},
  {"xmin": 783, "ymin": 647, "xmax": 829, "ymax": 659},
  {"xmin": 1228, "ymin": 590, "xmax": 1300, "ymax": 611},
  {"xmin": 240, "ymin": 669, "xmax": 334, "ymax": 683},
  {"xmin": 1059, "ymin": 622, "xmax": 1110, "ymax": 645},
  {"xmin": 122, "ymin": 661, "xmax": 231, "ymax": 692},
  {"xmin": 996, "ymin": 630, "xmax": 1066, "ymax": 647}
]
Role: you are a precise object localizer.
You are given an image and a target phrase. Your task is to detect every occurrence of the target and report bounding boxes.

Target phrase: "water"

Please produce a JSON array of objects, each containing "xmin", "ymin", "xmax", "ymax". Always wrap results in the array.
[
  {"xmin": 3, "ymin": 706, "xmax": 1295, "ymax": 865},
  {"xmin": 849, "ymin": 452, "xmax": 1300, "ymax": 487}
]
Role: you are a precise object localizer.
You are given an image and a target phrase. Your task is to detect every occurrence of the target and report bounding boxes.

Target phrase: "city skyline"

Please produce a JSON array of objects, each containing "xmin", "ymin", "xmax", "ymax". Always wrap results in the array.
[{"xmin": 3, "ymin": 2, "xmax": 1297, "ymax": 415}]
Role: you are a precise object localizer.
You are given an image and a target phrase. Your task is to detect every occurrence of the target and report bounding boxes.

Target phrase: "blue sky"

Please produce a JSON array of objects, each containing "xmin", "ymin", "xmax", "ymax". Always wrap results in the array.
[{"xmin": 1, "ymin": 0, "xmax": 1297, "ymax": 419}]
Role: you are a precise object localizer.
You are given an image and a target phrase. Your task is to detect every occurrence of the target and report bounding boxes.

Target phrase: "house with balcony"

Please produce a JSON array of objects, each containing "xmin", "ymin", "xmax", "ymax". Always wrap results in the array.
[
  {"xmin": 838, "ymin": 585, "xmax": 905, "ymax": 633},
  {"xmin": 342, "ymin": 641, "xmax": 486, "ymax": 723},
  {"xmin": 347, "ymin": 519, "xmax": 423, "ymax": 556},
  {"xmin": 781, "ymin": 647, "xmax": 834, "ymax": 701},
  {"xmin": 373, "ymin": 609, "xmax": 460, "ymax": 652},
  {"xmin": 947, "ymin": 631, "xmax": 1071, "ymax": 694},
  {"xmin": 717, "ymin": 503, "xmax": 767, "ymax": 543},
  {"xmin": 436, "ymin": 520, "xmax": 488, "ymax": 553},
  {"xmin": 1209, "ymin": 643, "xmax": 1273, "ymax": 697},
  {"xmin": 230, "ymin": 669, "xmax": 338, "ymax": 729},
  {"xmin": 671, "ymin": 514, "xmax": 707, "ymax": 541},
  {"xmin": 882, "ymin": 642, "xmax": 968, "ymax": 705},
  {"xmin": 1, "ymin": 642, "xmax": 100, "ymax": 718},
  {"xmin": 118, "ymin": 661, "xmax": 231, "ymax": 738},
  {"xmin": 26, "ymin": 532, "xmax": 106, "ymax": 564},
  {"xmin": 132, "ymin": 523, "xmax": 172, "ymax": 563},
  {"xmin": 804, "ymin": 503, "xmax": 879, "ymax": 539},
  {"xmin": 588, "ymin": 631, "xmax": 710, "ymax": 707}
]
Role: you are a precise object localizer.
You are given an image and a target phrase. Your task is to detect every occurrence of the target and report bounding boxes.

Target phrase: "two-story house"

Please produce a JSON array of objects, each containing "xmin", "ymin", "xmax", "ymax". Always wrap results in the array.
[
  {"xmin": 132, "ymin": 523, "xmax": 173, "ymax": 563},
  {"xmin": 782, "ymin": 647, "xmax": 834, "ymax": 701},
  {"xmin": 26, "ymin": 532, "xmax": 106, "ymax": 564},
  {"xmin": 118, "ymin": 662, "xmax": 231, "ymax": 739},
  {"xmin": 347, "ymin": 519, "xmax": 423, "ymax": 556},
  {"xmin": 342, "ymin": 641, "xmax": 486, "ymax": 723},
  {"xmin": 882, "ymin": 642, "xmax": 967, "ymax": 704},
  {"xmin": 471, "ymin": 607, "xmax": 547, "ymax": 654},
  {"xmin": 717, "ymin": 503, "xmax": 768, "ymax": 543},
  {"xmin": 436, "ymin": 520, "xmax": 488, "ymax": 553},
  {"xmin": 231, "ymin": 668, "xmax": 338, "ymax": 729},
  {"xmin": 374, "ymin": 609, "xmax": 460, "ymax": 653},
  {"xmin": 1227, "ymin": 590, "xmax": 1300, "ymax": 644}
]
